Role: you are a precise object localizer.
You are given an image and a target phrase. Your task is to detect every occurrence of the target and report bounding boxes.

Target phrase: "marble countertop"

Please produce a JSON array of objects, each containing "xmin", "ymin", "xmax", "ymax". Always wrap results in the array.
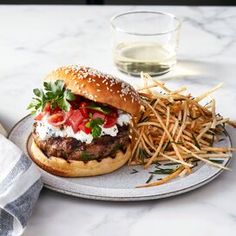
[{"xmin": 0, "ymin": 5, "xmax": 236, "ymax": 236}]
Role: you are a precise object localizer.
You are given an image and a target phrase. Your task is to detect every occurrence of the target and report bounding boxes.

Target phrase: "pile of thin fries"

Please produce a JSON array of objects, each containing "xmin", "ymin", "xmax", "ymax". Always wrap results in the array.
[{"xmin": 130, "ymin": 73, "xmax": 236, "ymax": 188}]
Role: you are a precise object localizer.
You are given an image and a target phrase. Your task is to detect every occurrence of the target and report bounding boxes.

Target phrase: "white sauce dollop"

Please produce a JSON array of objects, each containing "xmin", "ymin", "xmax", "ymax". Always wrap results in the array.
[
  {"xmin": 117, "ymin": 113, "xmax": 132, "ymax": 126},
  {"xmin": 35, "ymin": 111, "xmax": 131, "ymax": 144}
]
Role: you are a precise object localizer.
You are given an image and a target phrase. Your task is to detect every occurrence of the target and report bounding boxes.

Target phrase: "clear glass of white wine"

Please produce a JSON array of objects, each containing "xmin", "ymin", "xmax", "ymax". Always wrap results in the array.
[{"xmin": 111, "ymin": 11, "xmax": 181, "ymax": 76}]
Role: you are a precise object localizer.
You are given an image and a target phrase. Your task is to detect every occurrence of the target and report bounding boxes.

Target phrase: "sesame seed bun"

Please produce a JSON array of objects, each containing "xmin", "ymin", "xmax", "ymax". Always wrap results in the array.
[
  {"xmin": 44, "ymin": 65, "xmax": 141, "ymax": 117},
  {"xmin": 27, "ymin": 135, "xmax": 131, "ymax": 177}
]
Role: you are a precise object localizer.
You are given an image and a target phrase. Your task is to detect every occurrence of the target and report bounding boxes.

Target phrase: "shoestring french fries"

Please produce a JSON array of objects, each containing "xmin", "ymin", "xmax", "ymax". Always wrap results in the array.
[{"xmin": 131, "ymin": 73, "xmax": 236, "ymax": 188}]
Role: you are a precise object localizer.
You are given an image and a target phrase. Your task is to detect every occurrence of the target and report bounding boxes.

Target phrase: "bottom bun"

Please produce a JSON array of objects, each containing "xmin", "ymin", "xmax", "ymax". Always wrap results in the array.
[{"xmin": 27, "ymin": 135, "xmax": 131, "ymax": 177}]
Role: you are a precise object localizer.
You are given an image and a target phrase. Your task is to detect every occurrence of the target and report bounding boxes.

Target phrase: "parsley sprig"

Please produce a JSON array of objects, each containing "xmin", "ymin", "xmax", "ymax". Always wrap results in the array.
[
  {"xmin": 27, "ymin": 80, "xmax": 75, "ymax": 114},
  {"xmin": 86, "ymin": 118, "xmax": 104, "ymax": 138}
]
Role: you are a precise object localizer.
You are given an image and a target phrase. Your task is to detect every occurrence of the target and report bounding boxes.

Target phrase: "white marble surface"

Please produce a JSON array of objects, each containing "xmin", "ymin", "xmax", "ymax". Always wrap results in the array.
[{"xmin": 0, "ymin": 5, "xmax": 236, "ymax": 236}]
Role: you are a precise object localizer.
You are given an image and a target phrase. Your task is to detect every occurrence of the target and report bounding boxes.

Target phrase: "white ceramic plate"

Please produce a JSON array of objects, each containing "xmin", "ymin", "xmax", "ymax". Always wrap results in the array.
[{"xmin": 8, "ymin": 115, "xmax": 232, "ymax": 201}]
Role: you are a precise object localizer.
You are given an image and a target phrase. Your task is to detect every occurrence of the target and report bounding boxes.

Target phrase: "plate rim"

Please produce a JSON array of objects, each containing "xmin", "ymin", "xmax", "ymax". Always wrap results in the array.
[{"xmin": 8, "ymin": 115, "xmax": 233, "ymax": 201}]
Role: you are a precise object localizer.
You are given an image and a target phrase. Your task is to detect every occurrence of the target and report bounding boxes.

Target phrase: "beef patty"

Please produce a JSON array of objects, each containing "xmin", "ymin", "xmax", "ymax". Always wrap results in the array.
[{"xmin": 33, "ymin": 124, "xmax": 130, "ymax": 161}]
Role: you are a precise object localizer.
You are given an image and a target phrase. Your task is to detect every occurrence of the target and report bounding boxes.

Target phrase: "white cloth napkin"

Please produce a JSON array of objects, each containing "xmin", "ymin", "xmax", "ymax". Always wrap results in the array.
[
  {"xmin": 0, "ymin": 124, "xmax": 7, "ymax": 137},
  {"xmin": 0, "ymin": 124, "xmax": 43, "ymax": 236}
]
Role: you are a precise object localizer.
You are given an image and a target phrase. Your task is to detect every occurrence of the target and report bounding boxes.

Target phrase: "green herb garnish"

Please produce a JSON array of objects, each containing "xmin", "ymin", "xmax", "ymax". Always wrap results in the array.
[
  {"xmin": 139, "ymin": 148, "xmax": 150, "ymax": 159},
  {"xmin": 80, "ymin": 152, "xmax": 93, "ymax": 161},
  {"xmin": 27, "ymin": 80, "xmax": 75, "ymax": 114},
  {"xmin": 170, "ymin": 141, "xmax": 183, "ymax": 145},
  {"xmin": 130, "ymin": 169, "xmax": 138, "ymax": 174},
  {"xmin": 210, "ymin": 134, "xmax": 215, "ymax": 146},
  {"xmin": 86, "ymin": 118, "xmax": 104, "ymax": 138},
  {"xmin": 192, "ymin": 133, "xmax": 201, "ymax": 149},
  {"xmin": 163, "ymin": 162, "xmax": 181, "ymax": 166},
  {"xmin": 209, "ymin": 159, "xmax": 224, "ymax": 164},
  {"xmin": 149, "ymin": 166, "xmax": 179, "ymax": 175},
  {"xmin": 218, "ymin": 138, "xmax": 225, "ymax": 142},
  {"xmin": 145, "ymin": 174, "xmax": 154, "ymax": 183},
  {"xmin": 163, "ymin": 141, "xmax": 171, "ymax": 152},
  {"xmin": 87, "ymin": 103, "xmax": 111, "ymax": 114},
  {"xmin": 138, "ymin": 112, "xmax": 149, "ymax": 123},
  {"xmin": 140, "ymin": 116, "xmax": 149, "ymax": 123},
  {"xmin": 150, "ymin": 99, "xmax": 157, "ymax": 106},
  {"xmin": 111, "ymin": 144, "xmax": 123, "ymax": 154},
  {"xmin": 153, "ymin": 161, "xmax": 161, "ymax": 166}
]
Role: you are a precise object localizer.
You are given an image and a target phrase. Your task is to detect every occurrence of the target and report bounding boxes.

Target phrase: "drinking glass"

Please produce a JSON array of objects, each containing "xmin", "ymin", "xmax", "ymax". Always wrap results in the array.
[{"xmin": 111, "ymin": 11, "xmax": 181, "ymax": 76}]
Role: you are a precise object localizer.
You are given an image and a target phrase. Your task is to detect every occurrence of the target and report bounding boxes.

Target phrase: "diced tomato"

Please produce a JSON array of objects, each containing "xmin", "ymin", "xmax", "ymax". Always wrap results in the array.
[
  {"xmin": 92, "ymin": 112, "xmax": 105, "ymax": 121},
  {"xmin": 65, "ymin": 107, "xmax": 74, "ymax": 121},
  {"xmin": 47, "ymin": 112, "xmax": 65, "ymax": 126},
  {"xmin": 79, "ymin": 102, "xmax": 89, "ymax": 118},
  {"xmin": 64, "ymin": 108, "xmax": 74, "ymax": 126},
  {"xmin": 69, "ymin": 110, "xmax": 84, "ymax": 124},
  {"xmin": 78, "ymin": 119, "xmax": 91, "ymax": 134},
  {"xmin": 43, "ymin": 103, "xmax": 51, "ymax": 113},
  {"xmin": 66, "ymin": 110, "xmax": 84, "ymax": 133},
  {"xmin": 34, "ymin": 112, "xmax": 44, "ymax": 121},
  {"xmin": 104, "ymin": 115, "xmax": 117, "ymax": 128},
  {"xmin": 51, "ymin": 106, "xmax": 61, "ymax": 114}
]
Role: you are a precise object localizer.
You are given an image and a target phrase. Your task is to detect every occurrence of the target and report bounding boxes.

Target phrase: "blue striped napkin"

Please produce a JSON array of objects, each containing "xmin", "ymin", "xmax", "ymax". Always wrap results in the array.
[{"xmin": 0, "ymin": 125, "xmax": 43, "ymax": 236}]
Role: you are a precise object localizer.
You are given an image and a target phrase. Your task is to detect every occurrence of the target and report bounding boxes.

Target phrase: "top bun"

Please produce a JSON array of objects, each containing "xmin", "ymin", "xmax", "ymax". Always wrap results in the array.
[{"xmin": 44, "ymin": 65, "xmax": 141, "ymax": 117}]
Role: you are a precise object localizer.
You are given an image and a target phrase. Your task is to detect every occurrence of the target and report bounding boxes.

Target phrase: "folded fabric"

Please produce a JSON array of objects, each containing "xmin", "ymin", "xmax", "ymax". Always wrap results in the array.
[
  {"xmin": 0, "ymin": 127, "xmax": 43, "ymax": 236},
  {"xmin": 0, "ymin": 124, "xmax": 7, "ymax": 137}
]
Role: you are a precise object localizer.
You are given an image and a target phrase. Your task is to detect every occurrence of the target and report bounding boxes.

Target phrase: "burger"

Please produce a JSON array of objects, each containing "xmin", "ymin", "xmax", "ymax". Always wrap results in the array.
[{"xmin": 27, "ymin": 65, "xmax": 141, "ymax": 177}]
